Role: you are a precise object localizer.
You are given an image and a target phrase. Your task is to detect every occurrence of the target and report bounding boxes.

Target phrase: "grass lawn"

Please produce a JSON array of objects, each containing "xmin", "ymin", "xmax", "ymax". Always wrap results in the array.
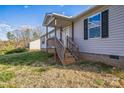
[{"xmin": 0, "ymin": 51, "xmax": 124, "ymax": 88}]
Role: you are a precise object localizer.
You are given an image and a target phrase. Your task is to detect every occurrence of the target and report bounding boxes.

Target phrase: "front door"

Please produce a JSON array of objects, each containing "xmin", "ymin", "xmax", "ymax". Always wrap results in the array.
[{"xmin": 62, "ymin": 27, "xmax": 70, "ymax": 47}]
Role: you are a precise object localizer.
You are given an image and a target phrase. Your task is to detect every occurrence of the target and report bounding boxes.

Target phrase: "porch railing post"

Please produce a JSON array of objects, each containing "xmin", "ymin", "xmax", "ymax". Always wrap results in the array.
[
  {"xmin": 66, "ymin": 36, "xmax": 68, "ymax": 49},
  {"xmin": 67, "ymin": 36, "xmax": 79, "ymax": 60},
  {"xmin": 54, "ymin": 18, "xmax": 57, "ymax": 62},
  {"xmin": 72, "ymin": 22, "xmax": 74, "ymax": 41},
  {"xmin": 46, "ymin": 26, "xmax": 48, "ymax": 53}
]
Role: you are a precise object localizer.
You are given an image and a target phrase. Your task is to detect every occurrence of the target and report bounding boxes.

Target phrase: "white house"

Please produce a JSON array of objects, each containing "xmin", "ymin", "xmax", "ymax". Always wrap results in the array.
[
  {"xmin": 42, "ymin": 5, "xmax": 124, "ymax": 68},
  {"xmin": 40, "ymin": 29, "xmax": 55, "ymax": 53},
  {"xmin": 29, "ymin": 39, "xmax": 41, "ymax": 50}
]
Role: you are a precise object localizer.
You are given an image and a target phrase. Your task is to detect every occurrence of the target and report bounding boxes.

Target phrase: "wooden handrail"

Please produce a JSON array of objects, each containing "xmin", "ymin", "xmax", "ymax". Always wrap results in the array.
[
  {"xmin": 55, "ymin": 37, "xmax": 65, "ymax": 63},
  {"xmin": 67, "ymin": 37, "xmax": 78, "ymax": 48},
  {"xmin": 67, "ymin": 36, "xmax": 79, "ymax": 60}
]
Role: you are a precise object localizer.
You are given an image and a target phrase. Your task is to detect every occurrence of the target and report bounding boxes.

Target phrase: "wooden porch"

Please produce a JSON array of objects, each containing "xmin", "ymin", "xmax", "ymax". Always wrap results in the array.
[
  {"xmin": 43, "ymin": 13, "xmax": 79, "ymax": 65},
  {"xmin": 47, "ymin": 36, "xmax": 79, "ymax": 65}
]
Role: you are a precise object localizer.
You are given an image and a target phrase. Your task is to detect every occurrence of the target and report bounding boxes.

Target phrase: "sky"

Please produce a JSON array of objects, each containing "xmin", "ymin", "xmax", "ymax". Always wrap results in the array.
[{"xmin": 0, "ymin": 5, "xmax": 92, "ymax": 40}]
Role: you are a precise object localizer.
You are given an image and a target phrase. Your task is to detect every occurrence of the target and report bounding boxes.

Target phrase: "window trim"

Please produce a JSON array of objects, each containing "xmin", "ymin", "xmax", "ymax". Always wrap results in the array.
[{"xmin": 88, "ymin": 12, "xmax": 102, "ymax": 39}]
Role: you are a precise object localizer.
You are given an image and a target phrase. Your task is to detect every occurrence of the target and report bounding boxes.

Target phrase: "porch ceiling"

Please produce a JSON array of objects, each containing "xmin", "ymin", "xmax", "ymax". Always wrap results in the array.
[{"xmin": 48, "ymin": 18, "xmax": 72, "ymax": 28}]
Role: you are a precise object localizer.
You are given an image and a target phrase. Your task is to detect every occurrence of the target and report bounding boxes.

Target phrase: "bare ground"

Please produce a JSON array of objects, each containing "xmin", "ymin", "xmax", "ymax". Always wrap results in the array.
[
  {"xmin": 0, "ymin": 63, "xmax": 124, "ymax": 88},
  {"xmin": 0, "ymin": 51, "xmax": 124, "ymax": 88}
]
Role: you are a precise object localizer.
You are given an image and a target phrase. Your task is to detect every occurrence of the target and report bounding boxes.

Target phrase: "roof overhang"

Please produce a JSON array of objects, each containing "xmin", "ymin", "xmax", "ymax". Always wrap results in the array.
[
  {"xmin": 43, "ymin": 13, "xmax": 72, "ymax": 28},
  {"xmin": 42, "ymin": 5, "xmax": 111, "ymax": 27},
  {"xmin": 72, "ymin": 5, "xmax": 110, "ymax": 21}
]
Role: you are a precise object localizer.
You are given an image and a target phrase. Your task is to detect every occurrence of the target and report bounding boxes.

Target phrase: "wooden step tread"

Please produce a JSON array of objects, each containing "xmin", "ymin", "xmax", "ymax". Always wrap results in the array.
[
  {"xmin": 65, "ymin": 52, "xmax": 71, "ymax": 55},
  {"xmin": 65, "ymin": 54, "xmax": 75, "ymax": 58},
  {"xmin": 62, "ymin": 50, "xmax": 76, "ymax": 65},
  {"xmin": 64, "ymin": 58, "xmax": 75, "ymax": 61},
  {"xmin": 62, "ymin": 61, "xmax": 75, "ymax": 65},
  {"xmin": 63, "ymin": 58, "xmax": 76, "ymax": 65}
]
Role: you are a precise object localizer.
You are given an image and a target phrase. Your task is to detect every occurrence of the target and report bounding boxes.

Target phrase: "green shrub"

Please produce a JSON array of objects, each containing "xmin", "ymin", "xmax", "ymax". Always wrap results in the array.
[
  {"xmin": 0, "ymin": 50, "xmax": 7, "ymax": 55},
  {"xmin": 5, "ymin": 48, "xmax": 27, "ymax": 54},
  {"xmin": 0, "ymin": 42, "xmax": 15, "ymax": 55}
]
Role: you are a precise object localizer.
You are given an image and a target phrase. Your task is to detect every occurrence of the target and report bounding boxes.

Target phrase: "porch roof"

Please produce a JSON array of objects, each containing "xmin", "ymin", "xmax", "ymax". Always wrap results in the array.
[
  {"xmin": 42, "ymin": 5, "xmax": 110, "ymax": 27},
  {"xmin": 43, "ymin": 13, "xmax": 72, "ymax": 28}
]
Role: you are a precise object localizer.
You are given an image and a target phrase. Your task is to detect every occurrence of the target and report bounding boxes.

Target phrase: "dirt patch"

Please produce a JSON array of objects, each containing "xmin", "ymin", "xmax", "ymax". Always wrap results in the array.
[
  {"xmin": 0, "ymin": 52, "xmax": 124, "ymax": 87},
  {"xmin": 3, "ymin": 64, "xmax": 122, "ymax": 88}
]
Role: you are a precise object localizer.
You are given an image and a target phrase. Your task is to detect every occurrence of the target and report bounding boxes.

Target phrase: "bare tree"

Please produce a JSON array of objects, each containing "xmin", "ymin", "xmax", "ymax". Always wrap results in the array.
[
  {"xmin": 32, "ymin": 26, "xmax": 43, "ymax": 40},
  {"xmin": 4, "ymin": 25, "xmax": 45, "ymax": 48},
  {"xmin": 20, "ymin": 27, "xmax": 32, "ymax": 47}
]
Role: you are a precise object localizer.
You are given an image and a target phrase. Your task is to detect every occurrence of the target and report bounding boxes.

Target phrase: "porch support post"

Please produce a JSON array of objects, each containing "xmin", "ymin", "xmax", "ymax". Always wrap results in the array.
[
  {"xmin": 54, "ymin": 19, "xmax": 57, "ymax": 62},
  {"xmin": 60, "ymin": 27, "xmax": 62, "ymax": 42},
  {"xmin": 72, "ymin": 22, "xmax": 74, "ymax": 41},
  {"xmin": 46, "ymin": 26, "xmax": 48, "ymax": 53},
  {"xmin": 54, "ymin": 19, "xmax": 57, "ymax": 37}
]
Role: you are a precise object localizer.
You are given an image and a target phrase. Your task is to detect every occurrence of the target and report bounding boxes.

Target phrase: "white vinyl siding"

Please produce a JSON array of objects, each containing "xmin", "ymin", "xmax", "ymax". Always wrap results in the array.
[
  {"xmin": 56, "ymin": 29, "xmax": 60, "ymax": 40},
  {"xmin": 74, "ymin": 5, "xmax": 124, "ymax": 56},
  {"xmin": 29, "ymin": 39, "xmax": 41, "ymax": 50},
  {"xmin": 68, "ymin": 26, "xmax": 72, "ymax": 38},
  {"xmin": 62, "ymin": 26, "xmax": 72, "ymax": 47}
]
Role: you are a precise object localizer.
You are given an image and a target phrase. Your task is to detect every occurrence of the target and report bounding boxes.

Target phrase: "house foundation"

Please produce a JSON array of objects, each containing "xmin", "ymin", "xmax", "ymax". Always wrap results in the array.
[{"xmin": 79, "ymin": 52, "xmax": 124, "ymax": 68}]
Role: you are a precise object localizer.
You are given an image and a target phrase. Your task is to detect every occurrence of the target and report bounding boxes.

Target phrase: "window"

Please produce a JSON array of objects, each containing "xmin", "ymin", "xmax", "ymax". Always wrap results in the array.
[
  {"xmin": 84, "ymin": 10, "xmax": 109, "ymax": 40},
  {"xmin": 49, "ymin": 33, "xmax": 54, "ymax": 38},
  {"xmin": 42, "ymin": 37, "xmax": 45, "ymax": 44},
  {"xmin": 88, "ymin": 13, "xmax": 101, "ymax": 38}
]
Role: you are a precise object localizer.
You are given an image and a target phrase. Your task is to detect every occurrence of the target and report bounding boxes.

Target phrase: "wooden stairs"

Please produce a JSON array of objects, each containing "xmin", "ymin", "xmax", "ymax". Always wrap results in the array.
[
  {"xmin": 61, "ymin": 49, "xmax": 76, "ymax": 65},
  {"xmin": 55, "ymin": 36, "xmax": 79, "ymax": 65}
]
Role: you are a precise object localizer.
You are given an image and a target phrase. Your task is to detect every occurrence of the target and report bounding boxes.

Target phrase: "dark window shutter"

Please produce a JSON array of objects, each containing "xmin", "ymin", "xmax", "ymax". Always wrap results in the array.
[
  {"xmin": 84, "ymin": 19, "xmax": 88, "ymax": 40},
  {"xmin": 101, "ymin": 10, "xmax": 109, "ymax": 38}
]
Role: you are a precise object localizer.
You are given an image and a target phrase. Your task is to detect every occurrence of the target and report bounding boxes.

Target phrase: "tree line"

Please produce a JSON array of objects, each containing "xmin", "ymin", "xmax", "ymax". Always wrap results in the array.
[{"xmin": 6, "ymin": 26, "xmax": 44, "ymax": 48}]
